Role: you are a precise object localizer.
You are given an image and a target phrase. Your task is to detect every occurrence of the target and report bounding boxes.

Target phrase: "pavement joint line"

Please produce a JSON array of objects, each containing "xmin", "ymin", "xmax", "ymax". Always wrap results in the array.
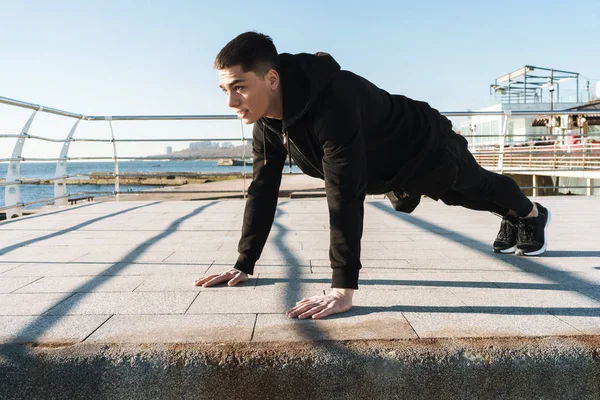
[
  {"xmin": 549, "ymin": 311, "xmax": 588, "ymax": 335},
  {"xmin": 81, "ymin": 314, "xmax": 114, "ymax": 343},
  {"xmin": 0, "ymin": 264, "xmax": 24, "ymax": 276},
  {"xmin": 130, "ymin": 278, "xmax": 149, "ymax": 293},
  {"xmin": 40, "ymin": 292, "xmax": 79, "ymax": 316},
  {"xmin": 403, "ymin": 312, "xmax": 421, "ymax": 339},
  {"xmin": 249, "ymin": 314, "xmax": 258, "ymax": 342},
  {"xmin": 184, "ymin": 291, "xmax": 202, "ymax": 314},
  {"xmin": 9, "ymin": 276, "xmax": 45, "ymax": 294},
  {"xmin": 160, "ymin": 251, "xmax": 176, "ymax": 262}
]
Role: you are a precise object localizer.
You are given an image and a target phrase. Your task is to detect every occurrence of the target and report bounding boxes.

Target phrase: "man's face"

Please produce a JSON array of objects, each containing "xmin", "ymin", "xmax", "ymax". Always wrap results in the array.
[{"xmin": 218, "ymin": 65, "xmax": 273, "ymax": 124}]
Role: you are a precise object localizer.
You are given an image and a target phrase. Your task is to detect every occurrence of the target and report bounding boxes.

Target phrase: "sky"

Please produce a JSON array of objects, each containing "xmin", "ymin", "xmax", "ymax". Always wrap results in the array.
[{"xmin": 1, "ymin": 0, "xmax": 599, "ymax": 159}]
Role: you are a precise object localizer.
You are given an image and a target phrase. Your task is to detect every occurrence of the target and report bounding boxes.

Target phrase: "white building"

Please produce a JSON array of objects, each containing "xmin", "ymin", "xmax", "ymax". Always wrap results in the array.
[{"xmin": 460, "ymin": 65, "xmax": 594, "ymax": 147}]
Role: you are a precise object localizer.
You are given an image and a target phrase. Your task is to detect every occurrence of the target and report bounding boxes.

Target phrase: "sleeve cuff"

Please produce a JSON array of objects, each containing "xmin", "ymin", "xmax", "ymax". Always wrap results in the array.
[
  {"xmin": 234, "ymin": 254, "xmax": 257, "ymax": 276},
  {"xmin": 331, "ymin": 267, "xmax": 360, "ymax": 289}
]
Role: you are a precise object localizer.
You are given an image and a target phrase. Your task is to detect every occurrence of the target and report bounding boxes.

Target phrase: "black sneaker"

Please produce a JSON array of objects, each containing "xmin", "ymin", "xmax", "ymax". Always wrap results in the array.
[
  {"xmin": 493, "ymin": 215, "xmax": 519, "ymax": 253},
  {"xmin": 515, "ymin": 203, "xmax": 551, "ymax": 256}
]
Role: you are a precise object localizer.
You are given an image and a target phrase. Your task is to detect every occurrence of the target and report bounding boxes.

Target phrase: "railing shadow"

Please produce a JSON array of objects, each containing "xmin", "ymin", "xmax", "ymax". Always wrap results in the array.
[
  {"xmin": 270, "ymin": 201, "xmax": 317, "ymax": 309},
  {"xmin": 369, "ymin": 201, "xmax": 600, "ymax": 295},
  {"xmin": 0, "ymin": 201, "xmax": 217, "ymax": 363},
  {"xmin": 0, "ymin": 202, "xmax": 98, "ymax": 227},
  {"xmin": 0, "ymin": 202, "xmax": 159, "ymax": 256},
  {"xmin": 543, "ymin": 251, "xmax": 600, "ymax": 258}
]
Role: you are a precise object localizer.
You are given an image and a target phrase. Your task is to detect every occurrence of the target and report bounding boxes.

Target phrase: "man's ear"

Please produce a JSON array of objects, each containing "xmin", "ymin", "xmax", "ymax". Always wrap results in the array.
[{"xmin": 266, "ymin": 70, "xmax": 280, "ymax": 91}]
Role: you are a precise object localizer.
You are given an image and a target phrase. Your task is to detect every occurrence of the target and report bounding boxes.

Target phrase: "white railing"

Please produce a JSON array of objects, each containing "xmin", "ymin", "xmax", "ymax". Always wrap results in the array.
[{"xmin": 1, "ymin": 95, "xmax": 599, "ymax": 219}]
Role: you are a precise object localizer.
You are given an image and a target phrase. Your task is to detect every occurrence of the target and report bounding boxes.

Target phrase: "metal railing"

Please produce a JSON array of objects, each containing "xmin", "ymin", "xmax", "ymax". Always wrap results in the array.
[
  {"xmin": 1, "ymin": 95, "xmax": 599, "ymax": 219},
  {"xmin": 0, "ymin": 95, "xmax": 250, "ymax": 218}
]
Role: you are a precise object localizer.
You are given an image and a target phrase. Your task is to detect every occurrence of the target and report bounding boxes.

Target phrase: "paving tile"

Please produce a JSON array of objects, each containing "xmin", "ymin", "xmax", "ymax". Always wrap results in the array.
[
  {"xmin": 71, "ymin": 250, "xmax": 173, "ymax": 263},
  {"xmin": 310, "ymin": 259, "xmax": 413, "ymax": 270},
  {"xmin": 14, "ymin": 276, "xmax": 146, "ymax": 293},
  {"xmin": 0, "ymin": 293, "xmax": 73, "ymax": 316},
  {"xmin": 477, "ymin": 271, "xmax": 563, "ymax": 290},
  {"xmin": 252, "ymin": 312, "xmax": 417, "ymax": 342},
  {"xmin": 255, "ymin": 272, "xmax": 327, "ymax": 284},
  {"xmin": 552, "ymin": 311, "xmax": 600, "ymax": 335},
  {"xmin": 406, "ymin": 258, "xmax": 519, "ymax": 272},
  {"xmin": 2, "ymin": 263, "xmax": 116, "ymax": 277},
  {"xmin": 0, "ymin": 247, "xmax": 89, "ymax": 263},
  {"xmin": 0, "ymin": 315, "xmax": 110, "ymax": 344},
  {"xmin": 404, "ymin": 311, "xmax": 581, "ymax": 338},
  {"xmin": 86, "ymin": 314, "xmax": 255, "ymax": 343},
  {"xmin": 44, "ymin": 292, "xmax": 198, "ymax": 315},
  {"xmin": 450, "ymin": 287, "xmax": 600, "ymax": 309},
  {"xmin": 508, "ymin": 257, "xmax": 600, "ymax": 272},
  {"xmin": 100, "ymin": 263, "xmax": 211, "ymax": 276},
  {"xmin": 352, "ymin": 287, "xmax": 466, "ymax": 311},
  {"xmin": 205, "ymin": 263, "xmax": 311, "ymax": 276},
  {"xmin": 359, "ymin": 271, "xmax": 493, "ymax": 291},
  {"xmin": 0, "ymin": 263, "xmax": 23, "ymax": 274},
  {"xmin": 0, "ymin": 277, "xmax": 42, "ymax": 293},
  {"xmin": 136, "ymin": 274, "xmax": 255, "ymax": 292},
  {"xmin": 187, "ymin": 288, "xmax": 325, "ymax": 314}
]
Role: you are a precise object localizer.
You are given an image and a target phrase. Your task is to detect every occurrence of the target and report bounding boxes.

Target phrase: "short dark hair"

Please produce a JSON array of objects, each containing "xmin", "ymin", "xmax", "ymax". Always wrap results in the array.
[{"xmin": 214, "ymin": 32, "xmax": 279, "ymax": 77}]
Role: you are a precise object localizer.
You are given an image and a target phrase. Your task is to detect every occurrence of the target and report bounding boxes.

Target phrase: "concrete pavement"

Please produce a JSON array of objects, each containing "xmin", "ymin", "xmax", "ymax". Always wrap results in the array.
[{"xmin": 1, "ymin": 195, "xmax": 600, "ymax": 398}]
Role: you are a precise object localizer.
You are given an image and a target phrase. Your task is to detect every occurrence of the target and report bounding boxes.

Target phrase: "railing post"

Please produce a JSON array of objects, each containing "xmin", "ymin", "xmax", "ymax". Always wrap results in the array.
[
  {"xmin": 5, "ymin": 109, "xmax": 40, "ymax": 219},
  {"xmin": 532, "ymin": 175, "xmax": 538, "ymax": 197},
  {"xmin": 587, "ymin": 178, "xmax": 594, "ymax": 196},
  {"xmin": 106, "ymin": 117, "xmax": 120, "ymax": 200},
  {"xmin": 54, "ymin": 119, "xmax": 81, "ymax": 207},
  {"xmin": 240, "ymin": 119, "xmax": 247, "ymax": 200},
  {"xmin": 497, "ymin": 112, "xmax": 509, "ymax": 173}
]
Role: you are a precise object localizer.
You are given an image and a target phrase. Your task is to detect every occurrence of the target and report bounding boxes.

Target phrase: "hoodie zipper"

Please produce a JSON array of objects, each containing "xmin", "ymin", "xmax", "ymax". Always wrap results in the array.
[{"xmin": 283, "ymin": 129, "xmax": 325, "ymax": 179}]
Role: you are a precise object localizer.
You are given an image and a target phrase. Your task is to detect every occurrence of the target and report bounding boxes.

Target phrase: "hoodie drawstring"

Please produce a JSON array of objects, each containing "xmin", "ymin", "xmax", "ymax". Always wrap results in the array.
[
  {"xmin": 263, "ymin": 122, "xmax": 292, "ymax": 172},
  {"xmin": 262, "ymin": 123, "xmax": 267, "ymax": 165},
  {"xmin": 285, "ymin": 131, "xmax": 292, "ymax": 173}
]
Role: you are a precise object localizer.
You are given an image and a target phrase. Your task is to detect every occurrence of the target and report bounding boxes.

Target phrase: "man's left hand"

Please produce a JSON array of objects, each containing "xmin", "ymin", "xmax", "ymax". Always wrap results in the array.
[{"xmin": 286, "ymin": 288, "xmax": 354, "ymax": 319}]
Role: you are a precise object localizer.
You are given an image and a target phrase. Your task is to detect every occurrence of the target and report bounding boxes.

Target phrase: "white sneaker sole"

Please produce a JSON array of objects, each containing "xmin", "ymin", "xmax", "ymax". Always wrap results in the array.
[
  {"xmin": 516, "ymin": 209, "xmax": 551, "ymax": 256},
  {"xmin": 495, "ymin": 245, "xmax": 517, "ymax": 254}
]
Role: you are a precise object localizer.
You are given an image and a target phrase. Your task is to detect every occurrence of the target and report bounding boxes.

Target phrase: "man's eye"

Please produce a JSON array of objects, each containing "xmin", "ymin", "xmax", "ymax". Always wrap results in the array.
[{"xmin": 234, "ymin": 86, "xmax": 244, "ymax": 92}]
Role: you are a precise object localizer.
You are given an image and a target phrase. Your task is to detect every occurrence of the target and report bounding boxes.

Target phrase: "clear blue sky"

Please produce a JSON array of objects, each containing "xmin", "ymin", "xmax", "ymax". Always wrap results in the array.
[{"xmin": 1, "ymin": 0, "xmax": 598, "ymax": 158}]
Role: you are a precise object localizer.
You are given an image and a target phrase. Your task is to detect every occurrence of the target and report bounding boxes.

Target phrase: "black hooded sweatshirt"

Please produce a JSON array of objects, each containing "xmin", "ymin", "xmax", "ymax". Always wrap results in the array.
[{"xmin": 233, "ymin": 52, "xmax": 455, "ymax": 289}]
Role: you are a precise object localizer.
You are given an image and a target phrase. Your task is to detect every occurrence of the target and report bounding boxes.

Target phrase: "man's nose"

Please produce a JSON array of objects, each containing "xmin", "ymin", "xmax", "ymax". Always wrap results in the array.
[{"xmin": 227, "ymin": 93, "xmax": 240, "ymax": 108}]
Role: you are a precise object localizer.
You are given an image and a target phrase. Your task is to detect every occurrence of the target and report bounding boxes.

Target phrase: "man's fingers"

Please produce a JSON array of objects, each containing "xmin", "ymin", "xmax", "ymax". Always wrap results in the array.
[
  {"xmin": 202, "ymin": 273, "xmax": 233, "ymax": 287},
  {"xmin": 286, "ymin": 302, "xmax": 315, "ymax": 318},
  {"xmin": 194, "ymin": 274, "xmax": 219, "ymax": 286},
  {"xmin": 311, "ymin": 305, "xmax": 336, "ymax": 319},
  {"xmin": 311, "ymin": 309, "xmax": 332, "ymax": 320},
  {"xmin": 298, "ymin": 304, "xmax": 327, "ymax": 320}
]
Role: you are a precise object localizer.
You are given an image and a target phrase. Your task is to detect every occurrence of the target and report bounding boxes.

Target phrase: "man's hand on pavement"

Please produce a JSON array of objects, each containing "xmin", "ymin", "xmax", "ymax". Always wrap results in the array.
[
  {"xmin": 194, "ymin": 269, "xmax": 248, "ymax": 287},
  {"xmin": 286, "ymin": 288, "xmax": 354, "ymax": 320}
]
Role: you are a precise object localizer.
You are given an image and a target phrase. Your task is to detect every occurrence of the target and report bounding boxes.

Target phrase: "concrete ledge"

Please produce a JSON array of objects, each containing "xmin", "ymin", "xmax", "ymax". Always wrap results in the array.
[{"xmin": 2, "ymin": 337, "xmax": 600, "ymax": 399}]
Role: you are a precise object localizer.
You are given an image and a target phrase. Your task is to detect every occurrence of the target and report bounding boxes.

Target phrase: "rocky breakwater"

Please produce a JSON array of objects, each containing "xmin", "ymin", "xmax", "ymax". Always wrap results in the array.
[{"xmin": 0, "ymin": 172, "xmax": 248, "ymax": 187}]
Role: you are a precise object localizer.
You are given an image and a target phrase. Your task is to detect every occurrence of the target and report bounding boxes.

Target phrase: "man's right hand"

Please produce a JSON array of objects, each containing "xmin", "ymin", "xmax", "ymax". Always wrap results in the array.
[{"xmin": 194, "ymin": 269, "xmax": 249, "ymax": 287}]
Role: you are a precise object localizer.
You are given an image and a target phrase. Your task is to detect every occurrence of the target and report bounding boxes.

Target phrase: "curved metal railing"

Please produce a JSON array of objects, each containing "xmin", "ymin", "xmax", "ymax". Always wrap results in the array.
[{"xmin": 1, "ymin": 95, "xmax": 599, "ymax": 219}]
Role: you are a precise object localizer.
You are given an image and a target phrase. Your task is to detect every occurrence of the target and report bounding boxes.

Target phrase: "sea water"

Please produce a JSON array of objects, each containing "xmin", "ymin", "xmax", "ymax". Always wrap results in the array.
[{"xmin": 0, "ymin": 160, "xmax": 301, "ymax": 209}]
